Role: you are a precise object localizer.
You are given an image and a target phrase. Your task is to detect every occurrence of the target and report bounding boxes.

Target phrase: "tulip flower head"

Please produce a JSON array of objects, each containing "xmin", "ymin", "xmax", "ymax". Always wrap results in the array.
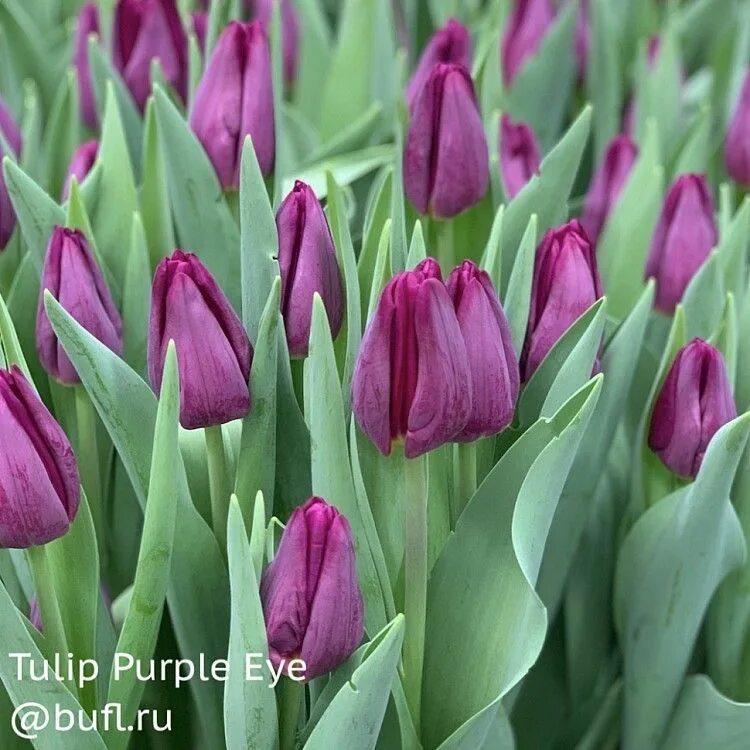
[
  {"xmin": 113, "ymin": 0, "xmax": 188, "ymax": 111},
  {"xmin": 251, "ymin": 0, "xmax": 300, "ymax": 86},
  {"xmin": 521, "ymin": 220, "xmax": 602, "ymax": 380},
  {"xmin": 499, "ymin": 113, "xmax": 541, "ymax": 199},
  {"xmin": 405, "ymin": 18, "xmax": 471, "ymax": 109},
  {"xmin": 580, "ymin": 134, "xmax": 638, "ymax": 244},
  {"xmin": 725, "ymin": 68, "xmax": 750, "ymax": 186},
  {"xmin": 502, "ymin": 0, "xmax": 556, "ymax": 86},
  {"xmin": 61, "ymin": 140, "xmax": 99, "ymax": 201},
  {"xmin": 404, "ymin": 63, "xmax": 489, "ymax": 219},
  {"xmin": 74, "ymin": 2, "xmax": 100, "ymax": 129},
  {"xmin": 276, "ymin": 181, "xmax": 344, "ymax": 358},
  {"xmin": 649, "ymin": 339, "xmax": 736, "ymax": 478},
  {"xmin": 447, "ymin": 261, "xmax": 520, "ymax": 440},
  {"xmin": 36, "ymin": 227, "xmax": 122, "ymax": 385},
  {"xmin": 574, "ymin": 0, "xmax": 590, "ymax": 80},
  {"xmin": 191, "ymin": 11, "xmax": 208, "ymax": 55},
  {"xmin": 352, "ymin": 258, "xmax": 472, "ymax": 458},
  {"xmin": 148, "ymin": 251, "xmax": 253, "ymax": 429},
  {"xmin": 0, "ymin": 366, "xmax": 80, "ymax": 548},
  {"xmin": 644, "ymin": 174, "xmax": 717, "ymax": 313},
  {"xmin": 190, "ymin": 21, "xmax": 275, "ymax": 188},
  {"xmin": 261, "ymin": 497, "xmax": 364, "ymax": 681},
  {"xmin": 0, "ymin": 97, "xmax": 21, "ymax": 251}
]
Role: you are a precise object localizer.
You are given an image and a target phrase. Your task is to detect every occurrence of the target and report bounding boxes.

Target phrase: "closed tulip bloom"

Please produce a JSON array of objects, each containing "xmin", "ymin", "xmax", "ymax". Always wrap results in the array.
[
  {"xmin": 277, "ymin": 181, "xmax": 343, "ymax": 358},
  {"xmin": 61, "ymin": 140, "xmax": 98, "ymax": 201},
  {"xmin": 148, "ymin": 251, "xmax": 252, "ymax": 429},
  {"xmin": 261, "ymin": 497, "xmax": 364, "ymax": 680},
  {"xmin": 725, "ymin": 69, "xmax": 750, "ymax": 186},
  {"xmin": 649, "ymin": 339, "xmax": 736, "ymax": 478},
  {"xmin": 74, "ymin": 3, "xmax": 100, "ymax": 129},
  {"xmin": 404, "ymin": 63, "xmax": 489, "ymax": 218},
  {"xmin": 0, "ymin": 366, "xmax": 80, "ymax": 548},
  {"xmin": 352, "ymin": 258, "xmax": 471, "ymax": 458},
  {"xmin": 191, "ymin": 11, "xmax": 208, "ymax": 55},
  {"xmin": 522, "ymin": 220, "xmax": 602, "ymax": 380},
  {"xmin": 0, "ymin": 98, "xmax": 21, "ymax": 251},
  {"xmin": 251, "ymin": 0, "xmax": 300, "ymax": 85},
  {"xmin": 574, "ymin": 0, "xmax": 590, "ymax": 80},
  {"xmin": 502, "ymin": 0, "xmax": 555, "ymax": 86},
  {"xmin": 645, "ymin": 174, "xmax": 717, "ymax": 313},
  {"xmin": 405, "ymin": 18, "xmax": 471, "ymax": 109},
  {"xmin": 113, "ymin": 0, "xmax": 188, "ymax": 111},
  {"xmin": 190, "ymin": 21, "xmax": 275, "ymax": 188},
  {"xmin": 36, "ymin": 227, "xmax": 122, "ymax": 385},
  {"xmin": 499, "ymin": 113, "xmax": 541, "ymax": 199},
  {"xmin": 447, "ymin": 261, "xmax": 519, "ymax": 440},
  {"xmin": 580, "ymin": 134, "xmax": 638, "ymax": 243}
]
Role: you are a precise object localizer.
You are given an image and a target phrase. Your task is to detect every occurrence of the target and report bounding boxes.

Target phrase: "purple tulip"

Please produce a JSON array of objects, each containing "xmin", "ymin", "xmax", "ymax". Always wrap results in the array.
[
  {"xmin": 189, "ymin": 21, "xmax": 275, "ymax": 188},
  {"xmin": 0, "ymin": 366, "xmax": 80, "ymax": 548},
  {"xmin": 499, "ymin": 113, "xmax": 541, "ymax": 199},
  {"xmin": 352, "ymin": 258, "xmax": 471, "ymax": 458},
  {"xmin": 649, "ymin": 339, "xmax": 736, "ymax": 478},
  {"xmin": 36, "ymin": 227, "xmax": 122, "ymax": 385},
  {"xmin": 574, "ymin": 0, "xmax": 590, "ymax": 80},
  {"xmin": 260, "ymin": 496, "xmax": 364, "ymax": 680},
  {"xmin": 447, "ymin": 261, "xmax": 519, "ymax": 440},
  {"xmin": 725, "ymin": 69, "xmax": 750, "ymax": 186},
  {"xmin": 502, "ymin": 0, "xmax": 556, "ymax": 87},
  {"xmin": 251, "ymin": 0, "xmax": 300, "ymax": 86},
  {"xmin": 276, "ymin": 181, "xmax": 344, "ymax": 358},
  {"xmin": 405, "ymin": 18, "xmax": 471, "ymax": 109},
  {"xmin": 112, "ymin": 0, "xmax": 188, "ymax": 111},
  {"xmin": 148, "ymin": 251, "xmax": 252, "ymax": 429},
  {"xmin": 74, "ymin": 2, "xmax": 100, "ymax": 129},
  {"xmin": 521, "ymin": 220, "xmax": 602, "ymax": 380},
  {"xmin": 580, "ymin": 134, "xmax": 638, "ymax": 243},
  {"xmin": 0, "ymin": 98, "xmax": 21, "ymax": 251},
  {"xmin": 404, "ymin": 63, "xmax": 489, "ymax": 218},
  {"xmin": 645, "ymin": 174, "xmax": 717, "ymax": 313},
  {"xmin": 191, "ymin": 11, "xmax": 208, "ymax": 55},
  {"xmin": 61, "ymin": 140, "xmax": 99, "ymax": 201}
]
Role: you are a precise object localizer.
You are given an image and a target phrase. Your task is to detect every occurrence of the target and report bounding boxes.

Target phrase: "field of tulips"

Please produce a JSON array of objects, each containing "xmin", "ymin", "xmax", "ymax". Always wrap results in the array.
[{"xmin": 0, "ymin": 0, "xmax": 749, "ymax": 748}]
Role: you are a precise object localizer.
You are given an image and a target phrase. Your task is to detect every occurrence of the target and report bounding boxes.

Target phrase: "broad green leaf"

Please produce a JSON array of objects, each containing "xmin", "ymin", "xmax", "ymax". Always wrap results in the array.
[
  {"xmin": 479, "ymin": 204, "xmax": 504, "ymax": 292},
  {"xmin": 224, "ymin": 498, "xmax": 278, "ymax": 750},
  {"xmin": 716, "ymin": 196, "xmax": 750, "ymax": 304},
  {"xmin": 293, "ymin": 0, "xmax": 333, "ymax": 124},
  {"xmin": 306, "ymin": 104, "xmax": 383, "ymax": 165},
  {"xmin": 682, "ymin": 251, "xmax": 725, "ymax": 340},
  {"xmin": 390, "ymin": 118, "xmax": 407, "ymax": 274},
  {"xmin": 0, "ymin": 289, "xmax": 32, "ymax": 381},
  {"xmin": 121, "ymin": 214, "xmax": 150, "ymax": 376},
  {"xmin": 105, "ymin": 344, "xmax": 180, "ymax": 750},
  {"xmin": 42, "ymin": 70, "xmax": 80, "ymax": 199},
  {"xmin": 503, "ymin": 213, "xmax": 537, "ymax": 355},
  {"xmin": 366, "ymin": 220, "xmax": 392, "ymax": 320},
  {"xmin": 615, "ymin": 415, "xmax": 750, "ymax": 750},
  {"xmin": 406, "ymin": 220, "xmax": 426, "ymax": 267},
  {"xmin": 672, "ymin": 104, "xmax": 711, "ymax": 177}
]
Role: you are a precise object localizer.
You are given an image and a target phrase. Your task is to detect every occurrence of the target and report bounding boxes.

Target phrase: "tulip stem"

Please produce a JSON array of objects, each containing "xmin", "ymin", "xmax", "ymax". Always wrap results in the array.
[
  {"xmin": 26, "ymin": 544, "xmax": 69, "ymax": 661},
  {"xmin": 434, "ymin": 218, "xmax": 455, "ymax": 274},
  {"xmin": 75, "ymin": 387, "xmax": 105, "ymax": 568},
  {"xmin": 453, "ymin": 442, "xmax": 477, "ymax": 525},
  {"xmin": 205, "ymin": 425, "xmax": 230, "ymax": 551},
  {"xmin": 278, "ymin": 676, "xmax": 303, "ymax": 750},
  {"xmin": 403, "ymin": 452, "xmax": 427, "ymax": 732}
]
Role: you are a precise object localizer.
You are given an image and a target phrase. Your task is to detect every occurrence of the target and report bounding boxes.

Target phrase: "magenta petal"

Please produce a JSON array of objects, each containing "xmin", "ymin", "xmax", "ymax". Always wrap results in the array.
[
  {"xmin": 726, "ymin": 69, "xmax": 750, "ymax": 186},
  {"xmin": 502, "ymin": 0, "xmax": 556, "ymax": 86},
  {"xmin": 74, "ymin": 3, "xmax": 100, "ymax": 129},
  {"xmin": 500, "ymin": 113, "xmax": 541, "ymax": 199}
]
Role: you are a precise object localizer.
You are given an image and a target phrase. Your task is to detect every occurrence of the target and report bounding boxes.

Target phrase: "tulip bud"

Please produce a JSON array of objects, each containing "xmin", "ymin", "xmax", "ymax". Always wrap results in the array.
[
  {"xmin": 447, "ymin": 261, "xmax": 519, "ymax": 440},
  {"xmin": 649, "ymin": 339, "xmax": 736, "ymax": 478},
  {"xmin": 276, "ymin": 181, "xmax": 344, "ymax": 358},
  {"xmin": 251, "ymin": 0, "xmax": 300, "ymax": 86},
  {"xmin": 191, "ymin": 11, "xmax": 208, "ymax": 55},
  {"xmin": 725, "ymin": 69, "xmax": 750, "ymax": 186},
  {"xmin": 645, "ymin": 174, "xmax": 717, "ymax": 313},
  {"xmin": 499, "ymin": 113, "xmax": 541, "ymax": 199},
  {"xmin": 574, "ymin": 0, "xmax": 589, "ymax": 80},
  {"xmin": 352, "ymin": 258, "xmax": 471, "ymax": 458},
  {"xmin": 404, "ymin": 63, "xmax": 489, "ymax": 218},
  {"xmin": 0, "ymin": 98, "xmax": 21, "ymax": 251},
  {"xmin": 189, "ymin": 21, "xmax": 275, "ymax": 188},
  {"xmin": 36, "ymin": 227, "xmax": 122, "ymax": 385},
  {"xmin": 405, "ymin": 18, "xmax": 471, "ymax": 109},
  {"xmin": 521, "ymin": 220, "xmax": 602, "ymax": 380},
  {"xmin": 261, "ymin": 496, "xmax": 364, "ymax": 680},
  {"xmin": 502, "ymin": 0, "xmax": 556, "ymax": 86},
  {"xmin": 0, "ymin": 366, "xmax": 80, "ymax": 548},
  {"xmin": 74, "ymin": 2, "xmax": 100, "ymax": 129},
  {"xmin": 113, "ymin": 0, "xmax": 188, "ymax": 111},
  {"xmin": 148, "ymin": 251, "xmax": 252, "ymax": 429},
  {"xmin": 580, "ymin": 134, "xmax": 638, "ymax": 243},
  {"xmin": 61, "ymin": 140, "xmax": 98, "ymax": 202}
]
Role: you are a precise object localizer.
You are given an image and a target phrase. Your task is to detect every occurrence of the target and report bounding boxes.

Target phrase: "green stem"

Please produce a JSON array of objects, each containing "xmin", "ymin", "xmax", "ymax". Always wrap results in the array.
[
  {"xmin": 435, "ymin": 218, "xmax": 455, "ymax": 274},
  {"xmin": 205, "ymin": 425, "xmax": 230, "ymax": 551},
  {"xmin": 278, "ymin": 676, "xmax": 303, "ymax": 750},
  {"xmin": 26, "ymin": 545, "xmax": 69, "ymax": 660},
  {"xmin": 75, "ymin": 387, "xmax": 104, "ymax": 567},
  {"xmin": 453, "ymin": 442, "xmax": 477, "ymax": 526},
  {"xmin": 403, "ymin": 452, "xmax": 427, "ymax": 733}
]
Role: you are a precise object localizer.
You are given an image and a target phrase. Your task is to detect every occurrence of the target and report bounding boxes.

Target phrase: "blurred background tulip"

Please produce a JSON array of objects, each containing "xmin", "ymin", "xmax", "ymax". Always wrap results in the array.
[
  {"xmin": 499, "ymin": 113, "xmax": 541, "ymax": 199},
  {"xmin": 502, "ymin": 0, "xmax": 555, "ymax": 86},
  {"xmin": 0, "ymin": 97, "xmax": 20, "ymax": 251},
  {"xmin": 73, "ymin": 2, "xmax": 100, "ymax": 130},
  {"xmin": 61, "ymin": 139, "xmax": 98, "ymax": 201},
  {"xmin": 250, "ymin": 0, "xmax": 300, "ymax": 86},
  {"xmin": 725, "ymin": 68, "xmax": 750, "ymax": 186}
]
